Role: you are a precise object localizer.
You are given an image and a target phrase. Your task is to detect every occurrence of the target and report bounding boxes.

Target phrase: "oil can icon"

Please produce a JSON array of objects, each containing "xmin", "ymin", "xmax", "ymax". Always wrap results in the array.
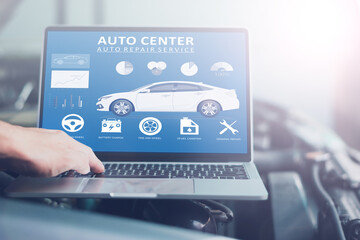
[{"xmin": 180, "ymin": 117, "xmax": 199, "ymax": 135}]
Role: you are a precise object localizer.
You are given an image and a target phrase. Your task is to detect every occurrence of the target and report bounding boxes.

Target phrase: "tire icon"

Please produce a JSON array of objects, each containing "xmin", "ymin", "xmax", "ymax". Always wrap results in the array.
[{"xmin": 139, "ymin": 117, "xmax": 162, "ymax": 136}]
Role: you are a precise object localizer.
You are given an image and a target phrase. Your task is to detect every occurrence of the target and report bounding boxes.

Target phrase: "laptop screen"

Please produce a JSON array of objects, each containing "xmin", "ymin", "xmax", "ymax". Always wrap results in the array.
[{"xmin": 40, "ymin": 27, "xmax": 251, "ymax": 161}]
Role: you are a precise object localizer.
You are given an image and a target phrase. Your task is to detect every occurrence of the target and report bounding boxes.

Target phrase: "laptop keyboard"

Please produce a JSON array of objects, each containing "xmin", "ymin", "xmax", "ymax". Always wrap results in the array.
[{"xmin": 59, "ymin": 163, "xmax": 249, "ymax": 180}]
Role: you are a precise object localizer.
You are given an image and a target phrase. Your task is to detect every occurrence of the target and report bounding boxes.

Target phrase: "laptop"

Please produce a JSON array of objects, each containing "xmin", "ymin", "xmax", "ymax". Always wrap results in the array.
[{"xmin": 5, "ymin": 27, "xmax": 268, "ymax": 200}]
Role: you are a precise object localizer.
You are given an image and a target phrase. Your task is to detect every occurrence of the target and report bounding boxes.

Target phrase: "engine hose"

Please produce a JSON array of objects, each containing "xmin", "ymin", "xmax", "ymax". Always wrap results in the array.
[{"xmin": 312, "ymin": 163, "xmax": 346, "ymax": 240}]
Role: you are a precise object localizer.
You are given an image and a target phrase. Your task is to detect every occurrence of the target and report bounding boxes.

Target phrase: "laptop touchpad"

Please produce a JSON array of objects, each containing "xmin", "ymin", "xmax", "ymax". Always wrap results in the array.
[{"xmin": 82, "ymin": 178, "xmax": 194, "ymax": 195}]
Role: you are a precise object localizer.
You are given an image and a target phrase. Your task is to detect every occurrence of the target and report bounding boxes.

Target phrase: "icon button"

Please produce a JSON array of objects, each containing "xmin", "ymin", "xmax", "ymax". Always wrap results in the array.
[
  {"xmin": 147, "ymin": 61, "xmax": 167, "ymax": 76},
  {"xmin": 61, "ymin": 114, "xmax": 84, "ymax": 132},
  {"xmin": 210, "ymin": 62, "xmax": 234, "ymax": 72},
  {"xmin": 219, "ymin": 120, "xmax": 238, "ymax": 135},
  {"xmin": 181, "ymin": 62, "xmax": 198, "ymax": 76},
  {"xmin": 139, "ymin": 117, "xmax": 162, "ymax": 136},
  {"xmin": 101, "ymin": 118, "xmax": 121, "ymax": 133},
  {"xmin": 180, "ymin": 117, "xmax": 199, "ymax": 135},
  {"xmin": 116, "ymin": 61, "xmax": 134, "ymax": 75}
]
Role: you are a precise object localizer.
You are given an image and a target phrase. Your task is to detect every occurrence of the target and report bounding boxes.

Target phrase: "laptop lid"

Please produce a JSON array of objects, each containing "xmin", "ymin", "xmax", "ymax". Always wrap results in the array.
[{"xmin": 39, "ymin": 27, "xmax": 251, "ymax": 163}]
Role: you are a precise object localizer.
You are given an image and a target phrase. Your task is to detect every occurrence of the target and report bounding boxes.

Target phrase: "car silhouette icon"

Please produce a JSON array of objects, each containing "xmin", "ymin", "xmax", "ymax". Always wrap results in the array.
[
  {"xmin": 53, "ymin": 55, "xmax": 88, "ymax": 65},
  {"xmin": 96, "ymin": 81, "xmax": 240, "ymax": 117}
]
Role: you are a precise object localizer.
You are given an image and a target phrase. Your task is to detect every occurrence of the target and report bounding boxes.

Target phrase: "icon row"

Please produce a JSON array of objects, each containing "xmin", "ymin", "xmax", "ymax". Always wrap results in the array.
[
  {"xmin": 116, "ymin": 61, "xmax": 234, "ymax": 76},
  {"xmin": 61, "ymin": 114, "xmax": 239, "ymax": 136},
  {"xmin": 50, "ymin": 54, "xmax": 234, "ymax": 77}
]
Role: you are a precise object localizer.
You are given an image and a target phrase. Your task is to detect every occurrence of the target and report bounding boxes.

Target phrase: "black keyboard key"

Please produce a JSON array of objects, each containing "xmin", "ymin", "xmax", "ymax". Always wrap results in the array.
[{"xmin": 124, "ymin": 165, "xmax": 133, "ymax": 170}]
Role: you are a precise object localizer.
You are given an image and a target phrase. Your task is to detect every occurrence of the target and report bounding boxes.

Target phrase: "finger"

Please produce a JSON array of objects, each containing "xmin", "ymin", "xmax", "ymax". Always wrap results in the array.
[
  {"xmin": 89, "ymin": 152, "xmax": 104, "ymax": 173},
  {"xmin": 71, "ymin": 153, "xmax": 91, "ymax": 174},
  {"xmin": 74, "ymin": 164, "xmax": 91, "ymax": 174},
  {"xmin": 77, "ymin": 146, "xmax": 104, "ymax": 173}
]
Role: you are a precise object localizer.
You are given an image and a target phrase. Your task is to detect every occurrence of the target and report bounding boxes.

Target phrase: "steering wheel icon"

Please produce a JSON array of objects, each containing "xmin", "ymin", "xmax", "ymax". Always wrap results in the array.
[
  {"xmin": 139, "ymin": 117, "xmax": 162, "ymax": 136},
  {"xmin": 61, "ymin": 114, "xmax": 84, "ymax": 132}
]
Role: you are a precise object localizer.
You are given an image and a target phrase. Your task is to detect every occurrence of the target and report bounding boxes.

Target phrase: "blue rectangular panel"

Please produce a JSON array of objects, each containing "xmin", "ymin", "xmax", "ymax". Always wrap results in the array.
[{"xmin": 41, "ymin": 30, "xmax": 248, "ymax": 154}]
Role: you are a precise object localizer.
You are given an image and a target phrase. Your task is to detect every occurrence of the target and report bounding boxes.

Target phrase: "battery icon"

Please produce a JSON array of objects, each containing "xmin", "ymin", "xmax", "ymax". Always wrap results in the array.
[{"xmin": 180, "ymin": 117, "xmax": 199, "ymax": 135}]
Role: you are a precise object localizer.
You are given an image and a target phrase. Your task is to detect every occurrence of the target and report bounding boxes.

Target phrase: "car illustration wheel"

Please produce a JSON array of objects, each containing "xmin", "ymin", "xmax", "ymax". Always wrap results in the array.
[
  {"xmin": 110, "ymin": 99, "xmax": 133, "ymax": 116},
  {"xmin": 198, "ymin": 100, "xmax": 221, "ymax": 117}
]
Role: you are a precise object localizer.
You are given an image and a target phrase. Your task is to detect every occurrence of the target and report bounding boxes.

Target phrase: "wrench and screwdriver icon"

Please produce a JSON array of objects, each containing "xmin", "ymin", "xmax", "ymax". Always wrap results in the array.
[{"xmin": 219, "ymin": 120, "xmax": 239, "ymax": 135}]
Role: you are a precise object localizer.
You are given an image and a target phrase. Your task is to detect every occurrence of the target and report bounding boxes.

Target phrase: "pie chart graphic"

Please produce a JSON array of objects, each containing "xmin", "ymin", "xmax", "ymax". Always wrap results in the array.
[
  {"xmin": 116, "ymin": 61, "xmax": 134, "ymax": 75},
  {"xmin": 210, "ymin": 62, "xmax": 234, "ymax": 72},
  {"xmin": 181, "ymin": 62, "xmax": 198, "ymax": 76}
]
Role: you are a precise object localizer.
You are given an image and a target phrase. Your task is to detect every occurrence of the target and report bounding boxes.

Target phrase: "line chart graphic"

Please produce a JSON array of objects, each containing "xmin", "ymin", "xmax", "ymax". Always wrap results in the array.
[{"xmin": 51, "ymin": 70, "xmax": 89, "ymax": 88}]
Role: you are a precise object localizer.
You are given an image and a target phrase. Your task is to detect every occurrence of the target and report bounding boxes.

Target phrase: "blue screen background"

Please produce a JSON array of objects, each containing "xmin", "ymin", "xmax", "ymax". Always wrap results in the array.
[{"xmin": 42, "ymin": 30, "xmax": 248, "ymax": 154}]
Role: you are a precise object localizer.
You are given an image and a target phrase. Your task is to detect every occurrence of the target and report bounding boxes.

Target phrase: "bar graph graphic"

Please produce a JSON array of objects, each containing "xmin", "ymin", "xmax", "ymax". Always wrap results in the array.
[
  {"xmin": 78, "ymin": 96, "xmax": 83, "ymax": 108},
  {"xmin": 62, "ymin": 98, "xmax": 67, "ymax": 108},
  {"xmin": 53, "ymin": 96, "xmax": 58, "ymax": 108},
  {"xmin": 50, "ymin": 95, "xmax": 83, "ymax": 109}
]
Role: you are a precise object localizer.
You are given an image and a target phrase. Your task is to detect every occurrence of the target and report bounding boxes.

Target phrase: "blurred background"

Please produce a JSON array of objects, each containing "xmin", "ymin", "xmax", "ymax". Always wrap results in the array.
[{"xmin": 0, "ymin": 0, "xmax": 359, "ymax": 149}]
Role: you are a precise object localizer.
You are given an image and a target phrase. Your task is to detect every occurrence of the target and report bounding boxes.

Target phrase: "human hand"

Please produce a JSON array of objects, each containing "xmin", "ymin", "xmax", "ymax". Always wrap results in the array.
[{"xmin": 0, "ymin": 121, "xmax": 104, "ymax": 177}]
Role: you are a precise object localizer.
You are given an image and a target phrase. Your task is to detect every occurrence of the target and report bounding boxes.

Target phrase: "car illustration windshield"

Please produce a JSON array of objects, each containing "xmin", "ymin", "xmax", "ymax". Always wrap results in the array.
[{"xmin": 131, "ymin": 84, "xmax": 152, "ymax": 92}]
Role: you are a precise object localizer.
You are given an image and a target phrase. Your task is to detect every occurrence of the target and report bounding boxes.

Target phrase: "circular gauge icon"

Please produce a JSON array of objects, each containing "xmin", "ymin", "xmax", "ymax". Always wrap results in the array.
[
  {"xmin": 139, "ymin": 117, "xmax": 162, "ymax": 136},
  {"xmin": 210, "ymin": 62, "xmax": 234, "ymax": 72},
  {"xmin": 116, "ymin": 61, "xmax": 134, "ymax": 75},
  {"xmin": 181, "ymin": 62, "xmax": 198, "ymax": 76},
  {"xmin": 61, "ymin": 114, "xmax": 84, "ymax": 132}
]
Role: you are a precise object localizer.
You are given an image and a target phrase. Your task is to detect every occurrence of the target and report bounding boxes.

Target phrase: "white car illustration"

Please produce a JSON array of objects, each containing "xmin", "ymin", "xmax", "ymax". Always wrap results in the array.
[
  {"xmin": 96, "ymin": 81, "xmax": 239, "ymax": 117},
  {"xmin": 53, "ymin": 55, "xmax": 88, "ymax": 65}
]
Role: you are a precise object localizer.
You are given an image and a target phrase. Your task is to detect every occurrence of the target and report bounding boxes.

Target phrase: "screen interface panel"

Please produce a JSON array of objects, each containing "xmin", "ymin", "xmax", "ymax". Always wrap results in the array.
[{"xmin": 41, "ymin": 29, "xmax": 249, "ymax": 154}]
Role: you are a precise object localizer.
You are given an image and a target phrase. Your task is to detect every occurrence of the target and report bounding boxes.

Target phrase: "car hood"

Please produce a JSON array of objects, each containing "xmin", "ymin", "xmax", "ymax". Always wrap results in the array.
[{"xmin": 102, "ymin": 92, "xmax": 136, "ymax": 99}]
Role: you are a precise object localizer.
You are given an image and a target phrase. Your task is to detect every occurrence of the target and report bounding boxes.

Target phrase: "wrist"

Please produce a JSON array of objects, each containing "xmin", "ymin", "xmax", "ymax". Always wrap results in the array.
[{"xmin": 0, "ymin": 121, "xmax": 23, "ymax": 159}]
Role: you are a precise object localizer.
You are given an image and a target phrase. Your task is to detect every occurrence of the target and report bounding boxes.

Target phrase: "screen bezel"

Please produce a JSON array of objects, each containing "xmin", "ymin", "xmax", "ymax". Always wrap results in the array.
[{"xmin": 39, "ymin": 26, "xmax": 252, "ymax": 162}]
